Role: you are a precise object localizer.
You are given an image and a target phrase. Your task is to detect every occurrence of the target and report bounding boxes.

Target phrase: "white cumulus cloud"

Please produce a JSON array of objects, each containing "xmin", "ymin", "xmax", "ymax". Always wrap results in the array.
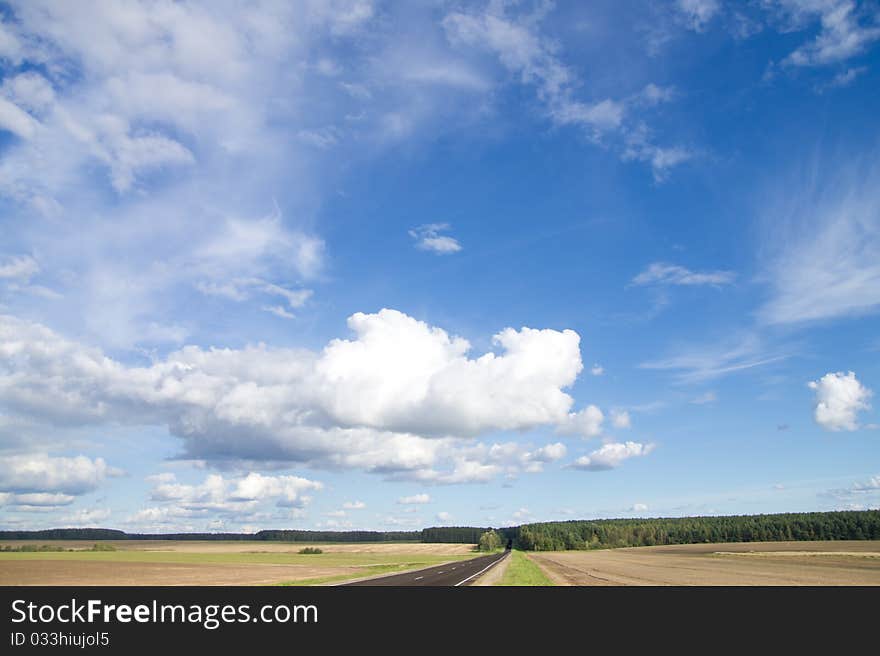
[
  {"xmin": 570, "ymin": 441, "xmax": 655, "ymax": 471},
  {"xmin": 557, "ymin": 405, "xmax": 604, "ymax": 438},
  {"xmin": 397, "ymin": 493, "xmax": 431, "ymax": 505},
  {"xmin": 409, "ymin": 223, "xmax": 462, "ymax": 254},
  {"xmin": 142, "ymin": 471, "xmax": 322, "ymax": 527},
  {"xmin": 0, "ymin": 310, "xmax": 585, "ymax": 458},
  {"xmin": 610, "ymin": 410, "xmax": 632, "ymax": 429},
  {"xmin": 60, "ymin": 507, "xmax": 112, "ymax": 527},
  {"xmin": 0, "ymin": 454, "xmax": 117, "ymax": 497},
  {"xmin": 808, "ymin": 371, "xmax": 872, "ymax": 431}
]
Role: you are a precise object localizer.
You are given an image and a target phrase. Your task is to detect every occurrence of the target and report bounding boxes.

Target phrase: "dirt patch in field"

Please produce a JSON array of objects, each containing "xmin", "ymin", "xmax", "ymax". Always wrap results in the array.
[
  {"xmin": 714, "ymin": 551, "xmax": 880, "ymax": 558},
  {"xmin": 642, "ymin": 540, "xmax": 880, "ymax": 555},
  {"xmin": 529, "ymin": 541, "xmax": 880, "ymax": 586},
  {"xmin": 0, "ymin": 560, "xmax": 358, "ymax": 586}
]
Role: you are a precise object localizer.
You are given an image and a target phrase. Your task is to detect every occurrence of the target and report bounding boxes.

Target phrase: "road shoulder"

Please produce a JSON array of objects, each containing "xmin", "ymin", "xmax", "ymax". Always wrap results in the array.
[{"xmin": 471, "ymin": 551, "xmax": 511, "ymax": 586}]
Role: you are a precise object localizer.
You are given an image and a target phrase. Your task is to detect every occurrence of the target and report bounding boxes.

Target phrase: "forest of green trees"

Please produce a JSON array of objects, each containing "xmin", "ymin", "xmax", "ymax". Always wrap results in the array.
[
  {"xmin": 0, "ymin": 528, "xmax": 129, "ymax": 541},
  {"xmin": 1, "ymin": 510, "xmax": 877, "ymax": 549},
  {"xmin": 254, "ymin": 529, "xmax": 421, "ymax": 542},
  {"xmin": 421, "ymin": 526, "xmax": 489, "ymax": 543},
  {"xmin": 510, "ymin": 510, "xmax": 880, "ymax": 550}
]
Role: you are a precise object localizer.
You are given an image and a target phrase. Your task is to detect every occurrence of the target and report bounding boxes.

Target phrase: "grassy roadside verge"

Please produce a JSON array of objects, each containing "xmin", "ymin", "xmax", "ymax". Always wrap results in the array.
[{"xmin": 495, "ymin": 550, "xmax": 554, "ymax": 586}]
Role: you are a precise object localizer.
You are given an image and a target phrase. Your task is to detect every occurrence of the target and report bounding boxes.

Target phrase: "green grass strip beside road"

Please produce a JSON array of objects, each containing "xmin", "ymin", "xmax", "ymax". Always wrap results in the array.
[{"xmin": 495, "ymin": 550, "xmax": 554, "ymax": 586}]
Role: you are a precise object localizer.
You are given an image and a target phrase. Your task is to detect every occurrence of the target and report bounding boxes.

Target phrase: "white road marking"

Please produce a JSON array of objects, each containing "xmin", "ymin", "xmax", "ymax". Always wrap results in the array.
[
  {"xmin": 413, "ymin": 576, "xmax": 424, "ymax": 580},
  {"xmin": 454, "ymin": 553, "xmax": 509, "ymax": 587}
]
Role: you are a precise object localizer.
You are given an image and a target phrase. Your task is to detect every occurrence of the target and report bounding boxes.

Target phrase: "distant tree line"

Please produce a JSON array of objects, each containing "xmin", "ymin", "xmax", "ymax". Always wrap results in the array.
[
  {"xmin": 2, "ymin": 511, "xmax": 877, "ymax": 549},
  {"xmin": 0, "ymin": 528, "xmax": 422, "ymax": 542},
  {"xmin": 0, "ymin": 528, "xmax": 128, "ymax": 541},
  {"xmin": 511, "ymin": 511, "xmax": 880, "ymax": 551},
  {"xmin": 421, "ymin": 526, "xmax": 492, "ymax": 543},
  {"xmin": 0, "ymin": 543, "xmax": 117, "ymax": 553},
  {"xmin": 254, "ymin": 530, "xmax": 421, "ymax": 542}
]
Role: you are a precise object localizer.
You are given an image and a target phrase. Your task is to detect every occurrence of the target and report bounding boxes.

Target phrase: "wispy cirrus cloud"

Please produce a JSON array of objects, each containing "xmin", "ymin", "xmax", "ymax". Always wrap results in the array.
[
  {"xmin": 815, "ymin": 65, "xmax": 868, "ymax": 91},
  {"xmin": 690, "ymin": 391, "xmax": 718, "ymax": 405},
  {"xmin": 0, "ymin": 254, "xmax": 38, "ymax": 281},
  {"xmin": 442, "ymin": 2, "xmax": 693, "ymax": 180},
  {"xmin": 632, "ymin": 262, "xmax": 735, "ymax": 287},
  {"xmin": 778, "ymin": 0, "xmax": 880, "ymax": 68},
  {"xmin": 758, "ymin": 159, "xmax": 880, "ymax": 326},
  {"xmin": 823, "ymin": 474, "xmax": 880, "ymax": 508},
  {"xmin": 651, "ymin": 1, "xmax": 880, "ymax": 90},
  {"xmin": 675, "ymin": 0, "xmax": 721, "ymax": 32},
  {"xmin": 640, "ymin": 334, "xmax": 788, "ymax": 384}
]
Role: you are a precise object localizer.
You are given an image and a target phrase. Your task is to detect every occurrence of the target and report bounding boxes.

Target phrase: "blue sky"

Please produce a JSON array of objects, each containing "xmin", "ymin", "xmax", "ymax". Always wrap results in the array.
[{"xmin": 0, "ymin": 0, "xmax": 879, "ymax": 533}]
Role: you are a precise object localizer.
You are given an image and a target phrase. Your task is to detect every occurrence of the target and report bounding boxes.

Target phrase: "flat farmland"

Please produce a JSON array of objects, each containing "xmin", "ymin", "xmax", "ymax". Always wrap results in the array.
[
  {"xmin": 528, "ymin": 540, "xmax": 880, "ymax": 585},
  {"xmin": 0, "ymin": 541, "xmax": 476, "ymax": 586}
]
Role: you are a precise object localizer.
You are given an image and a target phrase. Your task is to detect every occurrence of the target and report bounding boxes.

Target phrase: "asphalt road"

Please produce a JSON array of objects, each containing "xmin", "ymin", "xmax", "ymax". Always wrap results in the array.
[{"xmin": 343, "ymin": 551, "xmax": 509, "ymax": 586}]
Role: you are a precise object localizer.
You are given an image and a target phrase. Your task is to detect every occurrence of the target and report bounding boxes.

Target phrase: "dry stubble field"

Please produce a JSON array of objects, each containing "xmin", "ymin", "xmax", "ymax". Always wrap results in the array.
[
  {"xmin": 0, "ymin": 541, "xmax": 476, "ymax": 586},
  {"xmin": 528, "ymin": 540, "xmax": 880, "ymax": 585}
]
